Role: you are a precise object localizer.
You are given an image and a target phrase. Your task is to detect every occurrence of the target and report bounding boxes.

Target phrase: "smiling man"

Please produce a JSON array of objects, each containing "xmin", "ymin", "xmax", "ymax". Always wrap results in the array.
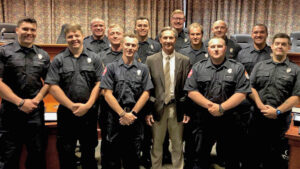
[
  {"xmin": 100, "ymin": 34, "xmax": 153, "ymax": 169},
  {"xmin": 135, "ymin": 16, "xmax": 160, "ymax": 63},
  {"xmin": 99, "ymin": 24, "xmax": 124, "ymax": 66},
  {"xmin": 84, "ymin": 18, "xmax": 109, "ymax": 53},
  {"xmin": 246, "ymin": 33, "xmax": 300, "ymax": 169},
  {"xmin": 156, "ymin": 10, "xmax": 189, "ymax": 51},
  {"xmin": 184, "ymin": 37, "xmax": 250, "ymax": 169},
  {"xmin": 45, "ymin": 24, "xmax": 102, "ymax": 169},
  {"xmin": 0, "ymin": 17, "xmax": 50, "ymax": 169},
  {"xmin": 179, "ymin": 23, "xmax": 207, "ymax": 65},
  {"xmin": 235, "ymin": 24, "xmax": 273, "ymax": 168},
  {"xmin": 146, "ymin": 27, "xmax": 191, "ymax": 169}
]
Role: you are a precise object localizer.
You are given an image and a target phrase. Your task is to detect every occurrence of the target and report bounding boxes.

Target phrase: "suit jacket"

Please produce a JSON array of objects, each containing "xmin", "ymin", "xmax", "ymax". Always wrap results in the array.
[{"xmin": 146, "ymin": 51, "xmax": 191, "ymax": 122}]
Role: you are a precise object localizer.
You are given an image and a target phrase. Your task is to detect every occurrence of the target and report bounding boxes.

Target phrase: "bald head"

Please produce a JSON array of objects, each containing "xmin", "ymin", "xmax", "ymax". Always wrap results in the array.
[{"xmin": 211, "ymin": 20, "xmax": 228, "ymax": 38}]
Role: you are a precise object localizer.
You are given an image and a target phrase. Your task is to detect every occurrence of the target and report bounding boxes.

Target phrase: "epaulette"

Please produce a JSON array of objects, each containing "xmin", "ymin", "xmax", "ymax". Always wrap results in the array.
[
  {"xmin": 1, "ymin": 42, "xmax": 14, "ymax": 47},
  {"xmin": 83, "ymin": 36, "xmax": 90, "ymax": 40}
]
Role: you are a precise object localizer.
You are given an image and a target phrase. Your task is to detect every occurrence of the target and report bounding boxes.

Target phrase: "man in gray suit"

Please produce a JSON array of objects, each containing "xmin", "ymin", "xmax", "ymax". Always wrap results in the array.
[{"xmin": 146, "ymin": 27, "xmax": 191, "ymax": 169}]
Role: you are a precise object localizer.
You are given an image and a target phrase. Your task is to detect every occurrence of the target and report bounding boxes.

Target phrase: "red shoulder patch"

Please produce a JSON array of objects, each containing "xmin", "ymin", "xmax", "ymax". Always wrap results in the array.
[
  {"xmin": 102, "ymin": 67, "xmax": 107, "ymax": 76},
  {"xmin": 188, "ymin": 69, "xmax": 193, "ymax": 78}
]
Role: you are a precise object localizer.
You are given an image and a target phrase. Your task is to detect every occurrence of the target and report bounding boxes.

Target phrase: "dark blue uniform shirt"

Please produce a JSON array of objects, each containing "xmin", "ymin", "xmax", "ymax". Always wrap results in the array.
[
  {"xmin": 236, "ymin": 44, "xmax": 272, "ymax": 75},
  {"xmin": 84, "ymin": 35, "xmax": 110, "ymax": 54},
  {"xmin": 250, "ymin": 58, "xmax": 300, "ymax": 109},
  {"xmin": 99, "ymin": 48, "xmax": 123, "ymax": 67},
  {"xmin": 0, "ymin": 41, "xmax": 50, "ymax": 98},
  {"xmin": 45, "ymin": 48, "xmax": 102, "ymax": 103},
  {"xmin": 184, "ymin": 58, "xmax": 251, "ymax": 104},
  {"xmin": 136, "ymin": 38, "xmax": 161, "ymax": 63},
  {"xmin": 178, "ymin": 44, "xmax": 208, "ymax": 65},
  {"xmin": 100, "ymin": 58, "xmax": 153, "ymax": 106}
]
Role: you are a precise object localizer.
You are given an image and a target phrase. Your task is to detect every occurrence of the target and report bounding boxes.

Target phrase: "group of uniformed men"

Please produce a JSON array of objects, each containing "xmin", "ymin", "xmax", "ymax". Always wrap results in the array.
[{"xmin": 0, "ymin": 9, "xmax": 299, "ymax": 169}]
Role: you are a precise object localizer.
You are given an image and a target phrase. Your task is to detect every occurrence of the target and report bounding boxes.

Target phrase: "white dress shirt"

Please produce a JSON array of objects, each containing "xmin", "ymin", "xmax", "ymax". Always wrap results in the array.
[{"xmin": 162, "ymin": 50, "xmax": 175, "ymax": 98}]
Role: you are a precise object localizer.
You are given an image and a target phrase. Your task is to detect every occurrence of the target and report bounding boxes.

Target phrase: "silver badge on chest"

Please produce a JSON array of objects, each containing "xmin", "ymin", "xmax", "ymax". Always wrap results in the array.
[
  {"xmin": 137, "ymin": 70, "xmax": 141, "ymax": 76},
  {"xmin": 150, "ymin": 44, "xmax": 154, "ymax": 50},
  {"xmin": 227, "ymin": 68, "xmax": 232, "ymax": 74},
  {"xmin": 205, "ymin": 53, "xmax": 208, "ymax": 58},
  {"xmin": 230, "ymin": 48, "xmax": 233, "ymax": 53},
  {"xmin": 287, "ymin": 68, "xmax": 291, "ymax": 73},
  {"xmin": 87, "ymin": 58, "xmax": 92, "ymax": 63},
  {"xmin": 38, "ymin": 54, "xmax": 43, "ymax": 60}
]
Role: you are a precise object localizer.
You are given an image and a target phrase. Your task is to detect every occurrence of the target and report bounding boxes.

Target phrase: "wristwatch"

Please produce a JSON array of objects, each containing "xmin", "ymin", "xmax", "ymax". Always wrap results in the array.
[
  {"xmin": 219, "ymin": 104, "xmax": 225, "ymax": 114},
  {"xmin": 132, "ymin": 111, "xmax": 138, "ymax": 116},
  {"xmin": 18, "ymin": 99, "xmax": 25, "ymax": 109},
  {"xmin": 276, "ymin": 109, "xmax": 281, "ymax": 116}
]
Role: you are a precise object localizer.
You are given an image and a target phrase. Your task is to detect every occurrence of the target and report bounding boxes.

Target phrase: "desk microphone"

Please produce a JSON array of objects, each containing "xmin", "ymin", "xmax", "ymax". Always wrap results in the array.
[{"xmin": 0, "ymin": 28, "xmax": 6, "ymax": 41}]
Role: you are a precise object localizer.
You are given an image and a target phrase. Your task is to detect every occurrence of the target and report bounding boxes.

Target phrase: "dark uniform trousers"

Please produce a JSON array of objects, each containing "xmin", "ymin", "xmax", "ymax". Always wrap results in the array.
[
  {"xmin": 0, "ymin": 101, "xmax": 46, "ymax": 169},
  {"xmin": 101, "ymin": 105, "xmax": 143, "ymax": 169},
  {"xmin": 184, "ymin": 110, "xmax": 242, "ymax": 169},
  {"xmin": 244, "ymin": 110, "xmax": 290, "ymax": 169},
  {"xmin": 56, "ymin": 105, "xmax": 98, "ymax": 169}
]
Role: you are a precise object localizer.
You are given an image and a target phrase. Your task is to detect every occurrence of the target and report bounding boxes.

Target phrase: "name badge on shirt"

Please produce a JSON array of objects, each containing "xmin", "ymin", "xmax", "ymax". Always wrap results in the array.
[
  {"xmin": 87, "ymin": 58, "xmax": 92, "ymax": 63},
  {"xmin": 205, "ymin": 53, "xmax": 208, "ymax": 58},
  {"xmin": 287, "ymin": 68, "xmax": 291, "ymax": 73},
  {"xmin": 230, "ymin": 48, "xmax": 233, "ymax": 53},
  {"xmin": 38, "ymin": 54, "xmax": 43, "ymax": 60},
  {"xmin": 137, "ymin": 70, "xmax": 141, "ymax": 76},
  {"xmin": 184, "ymin": 38, "xmax": 188, "ymax": 43},
  {"xmin": 150, "ymin": 44, "xmax": 154, "ymax": 50},
  {"xmin": 227, "ymin": 68, "xmax": 232, "ymax": 74}
]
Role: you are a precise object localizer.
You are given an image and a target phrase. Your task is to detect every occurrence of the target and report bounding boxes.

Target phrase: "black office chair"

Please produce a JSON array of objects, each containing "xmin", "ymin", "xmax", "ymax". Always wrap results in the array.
[
  {"xmin": 290, "ymin": 32, "xmax": 300, "ymax": 53},
  {"xmin": 56, "ymin": 24, "xmax": 68, "ymax": 44},
  {"xmin": 0, "ymin": 23, "xmax": 17, "ymax": 43},
  {"xmin": 230, "ymin": 34, "xmax": 253, "ymax": 49}
]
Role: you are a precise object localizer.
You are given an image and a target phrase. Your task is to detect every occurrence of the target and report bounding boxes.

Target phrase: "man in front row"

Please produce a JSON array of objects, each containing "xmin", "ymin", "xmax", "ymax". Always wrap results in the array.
[
  {"xmin": 246, "ymin": 33, "xmax": 300, "ymax": 169},
  {"xmin": 184, "ymin": 37, "xmax": 251, "ymax": 169},
  {"xmin": 45, "ymin": 24, "xmax": 102, "ymax": 169},
  {"xmin": 100, "ymin": 34, "xmax": 153, "ymax": 169},
  {"xmin": 0, "ymin": 17, "xmax": 50, "ymax": 169},
  {"xmin": 146, "ymin": 27, "xmax": 190, "ymax": 169}
]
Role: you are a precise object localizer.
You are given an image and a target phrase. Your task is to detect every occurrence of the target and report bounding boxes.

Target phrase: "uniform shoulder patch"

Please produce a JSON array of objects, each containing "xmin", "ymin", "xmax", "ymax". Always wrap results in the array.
[
  {"xmin": 188, "ymin": 69, "xmax": 193, "ymax": 78},
  {"xmin": 102, "ymin": 67, "xmax": 107, "ymax": 76}
]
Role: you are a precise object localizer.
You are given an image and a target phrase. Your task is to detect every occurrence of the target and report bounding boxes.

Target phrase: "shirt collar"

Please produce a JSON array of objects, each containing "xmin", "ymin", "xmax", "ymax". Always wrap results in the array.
[
  {"xmin": 249, "ymin": 44, "xmax": 270, "ymax": 53},
  {"xmin": 139, "ymin": 38, "xmax": 151, "ymax": 45},
  {"xmin": 13, "ymin": 41, "xmax": 38, "ymax": 54},
  {"xmin": 268, "ymin": 56, "xmax": 290, "ymax": 66},
  {"xmin": 63, "ymin": 47, "xmax": 89, "ymax": 58},
  {"xmin": 117, "ymin": 57, "xmax": 138, "ymax": 68},
  {"xmin": 90, "ymin": 35, "xmax": 107, "ymax": 43},
  {"xmin": 206, "ymin": 57, "xmax": 230, "ymax": 69},
  {"xmin": 188, "ymin": 43, "xmax": 206, "ymax": 53},
  {"xmin": 162, "ymin": 50, "xmax": 175, "ymax": 60}
]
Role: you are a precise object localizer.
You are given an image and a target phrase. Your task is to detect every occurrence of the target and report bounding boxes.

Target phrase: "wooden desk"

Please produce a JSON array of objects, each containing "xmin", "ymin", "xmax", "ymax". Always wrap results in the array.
[
  {"xmin": 285, "ymin": 120, "xmax": 300, "ymax": 169},
  {"xmin": 285, "ymin": 52, "xmax": 300, "ymax": 169},
  {"xmin": 288, "ymin": 52, "xmax": 300, "ymax": 65}
]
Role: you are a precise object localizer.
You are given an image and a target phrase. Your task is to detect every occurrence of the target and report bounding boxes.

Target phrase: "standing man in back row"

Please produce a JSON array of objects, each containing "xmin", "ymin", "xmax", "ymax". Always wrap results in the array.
[
  {"xmin": 135, "ymin": 16, "xmax": 161, "ymax": 63},
  {"xmin": 0, "ymin": 17, "xmax": 50, "ymax": 169},
  {"xmin": 205, "ymin": 20, "xmax": 241, "ymax": 59},
  {"xmin": 156, "ymin": 9, "xmax": 190, "ymax": 51},
  {"xmin": 235, "ymin": 24, "xmax": 272, "ymax": 167},
  {"xmin": 134, "ymin": 16, "xmax": 161, "ymax": 169},
  {"xmin": 179, "ymin": 23, "xmax": 208, "ymax": 65},
  {"xmin": 84, "ymin": 17, "xmax": 110, "ymax": 54}
]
